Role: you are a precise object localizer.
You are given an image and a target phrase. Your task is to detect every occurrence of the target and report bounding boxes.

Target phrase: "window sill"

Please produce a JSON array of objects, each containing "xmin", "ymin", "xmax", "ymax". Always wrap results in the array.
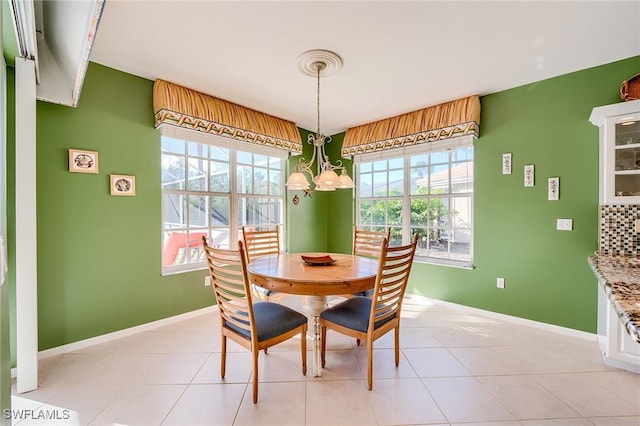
[
  {"xmin": 161, "ymin": 263, "xmax": 208, "ymax": 276},
  {"xmin": 414, "ymin": 256, "xmax": 475, "ymax": 270}
]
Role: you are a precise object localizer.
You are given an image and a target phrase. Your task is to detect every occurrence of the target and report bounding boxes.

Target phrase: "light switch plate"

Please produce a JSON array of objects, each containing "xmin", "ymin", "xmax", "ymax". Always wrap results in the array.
[
  {"xmin": 557, "ymin": 219, "xmax": 573, "ymax": 231},
  {"xmin": 496, "ymin": 277, "xmax": 505, "ymax": 289}
]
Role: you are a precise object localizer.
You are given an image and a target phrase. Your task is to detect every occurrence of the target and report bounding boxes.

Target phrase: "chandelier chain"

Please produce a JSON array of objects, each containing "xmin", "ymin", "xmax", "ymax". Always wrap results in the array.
[{"xmin": 316, "ymin": 65, "xmax": 321, "ymax": 136}]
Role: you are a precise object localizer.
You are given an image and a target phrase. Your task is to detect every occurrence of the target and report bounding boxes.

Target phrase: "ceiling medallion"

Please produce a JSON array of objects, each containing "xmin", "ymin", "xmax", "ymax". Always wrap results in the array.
[
  {"xmin": 296, "ymin": 49, "xmax": 343, "ymax": 77},
  {"xmin": 286, "ymin": 49, "xmax": 355, "ymax": 192}
]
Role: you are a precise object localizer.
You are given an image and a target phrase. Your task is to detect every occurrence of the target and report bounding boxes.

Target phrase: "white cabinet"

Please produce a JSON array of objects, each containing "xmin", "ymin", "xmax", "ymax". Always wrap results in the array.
[
  {"xmin": 590, "ymin": 100, "xmax": 640, "ymax": 205},
  {"xmin": 597, "ymin": 282, "xmax": 640, "ymax": 373}
]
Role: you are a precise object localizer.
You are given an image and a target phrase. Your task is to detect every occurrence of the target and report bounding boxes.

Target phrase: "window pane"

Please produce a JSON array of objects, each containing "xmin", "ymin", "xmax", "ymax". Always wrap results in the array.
[
  {"xmin": 430, "ymin": 151, "xmax": 449, "ymax": 164},
  {"xmin": 360, "ymin": 162, "xmax": 372, "ymax": 173},
  {"xmin": 237, "ymin": 165, "xmax": 253, "ymax": 193},
  {"xmin": 269, "ymin": 198, "xmax": 283, "ymax": 224},
  {"xmin": 388, "ymin": 157, "xmax": 403, "ymax": 169},
  {"xmin": 450, "ymin": 229, "xmax": 471, "ymax": 261},
  {"xmin": 254, "ymin": 167, "xmax": 269, "ymax": 195},
  {"xmin": 210, "ymin": 228, "xmax": 231, "ymax": 249},
  {"xmin": 410, "ymin": 154, "xmax": 428, "ymax": 167},
  {"xmin": 359, "ymin": 172, "xmax": 373, "ymax": 198},
  {"xmin": 452, "ymin": 161, "xmax": 473, "ymax": 193},
  {"xmin": 373, "ymin": 172, "xmax": 387, "ymax": 197},
  {"xmin": 269, "ymin": 156, "xmax": 281, "ymax": 169},
  {"xmin": 453, "ymin": 146, "xmax": 473, "ymax": 161},
  {"xmin": 161, "ymin": 154, "xmax": 185, "ymax": 190},
  {"xmin": 163, "ymin": 193, "xmax": 186, "ymax": 227},
  {"xmin": 451, "ymin": 197, "xmax": 471, "ymax": 228},
  {"xmin": 254, "ymin": 154, "xmax": 268, "ymax": 167},
  {"xmin": 210, "ymin": 160, "xmax": 229, "ymax": 192},
  {"xmin": 210, "ymin": 196, "xmax": 229, "ymax": 227},
  {"xmin": 238, "ymin": 151, "xmax": 252, "ymax": 165},
  {"xmin": 429, "ymin": 164, "xmax": 450, "ymax": 193},
  {"xmin": 161, "ymin": 137, "xmax": 185, "ymax": 154},
  {"xmin": 388, "ymin": 200, "xmax": 403, "ymax": 225},
  {"xmin": 188, "ymin": 141, "xmax": 208, "ymax": 158},
  {"xmin": 430, "ymin": 197, "xmax": 450, "ymax": 226},
  {"xmin": 270, "ymin": 170, "xmax": 281, "ymax": 195},
  {"xmin": 372, "ymin": 200, "xmax": 387, "ymax": 225},
  {"xmin": 389, "ymin": 227, "xmax": 403, "ymax": 246},
  {"xmin": 238, "ymin": 198, "xmax": 257, "ymax": 225},
  {"xmin": 189, "ymin": 195, "xmax": 208, "ymax": 227},
  {"xmin": 410, "ymin": 198, "xmax": 429, "ymax": 226},
  {"xmin": 373, "ymin": 160, "xmax": 387, "ymax": 171},
  {"xmin": 210, "ymin": 146, "xmax": 229, "ymax": 161},
  {"xmin": 188, "ymin": 158, "xmax": 207, "ymax": 191},
  {"xmin": 410, "ymin": 166, "xmax": 428, "ymax": 195},
  {"xmin": 359, "ymin": 200, "xmax": 373, "ymax": 225},
  {"xmin": 388, "ymin": 169, "xmax": 404, "ymax": 195}
]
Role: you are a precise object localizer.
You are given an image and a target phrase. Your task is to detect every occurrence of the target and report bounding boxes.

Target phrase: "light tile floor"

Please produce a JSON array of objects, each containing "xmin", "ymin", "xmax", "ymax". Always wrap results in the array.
[{"xmin": 10, "ymin": 297, "xmax": 640, "ymax": 426}]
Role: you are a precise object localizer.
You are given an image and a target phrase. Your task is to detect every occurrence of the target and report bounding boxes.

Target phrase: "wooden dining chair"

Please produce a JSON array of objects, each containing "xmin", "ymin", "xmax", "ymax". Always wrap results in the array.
[
  {"xmin": 349, "ymin": 227, "xmax": 392, "ymax": 297},
  {"xmin": 320, "ymin": 234, "xmax": 418, "ymax": 390},
  {"xmin": 241, "ymin": 226, "xmax": 289, "ymax": 303},
  {"xmin": 353, "ymin": 227, "xmax": 391, "ymax": 258},
  {"xmin": 202, "ymin": 236, "xmax": 307, "ymax": 403}
]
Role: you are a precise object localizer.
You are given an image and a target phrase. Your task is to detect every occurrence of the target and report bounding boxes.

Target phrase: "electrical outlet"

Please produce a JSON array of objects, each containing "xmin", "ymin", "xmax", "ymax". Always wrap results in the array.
[
  {"xmin": 496, "ymin": 277, "xmax": 505, "ymax": 289},
  {"xmin": 556, "ymin": 218, "xmax": 573, "ymax": 231},
  {"xmin": 204, "ymin": 276, "xmax": 211, "ymax": 286}
]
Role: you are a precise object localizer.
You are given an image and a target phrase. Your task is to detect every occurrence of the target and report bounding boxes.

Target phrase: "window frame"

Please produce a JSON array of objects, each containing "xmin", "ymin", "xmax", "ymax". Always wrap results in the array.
[
  {"xmin": 160, "ymin": 125, "xmax": 287, "ymax": 275},
  {"xmin": 354, "ymin": 135, "xmax": 475, "ymax": 268}
]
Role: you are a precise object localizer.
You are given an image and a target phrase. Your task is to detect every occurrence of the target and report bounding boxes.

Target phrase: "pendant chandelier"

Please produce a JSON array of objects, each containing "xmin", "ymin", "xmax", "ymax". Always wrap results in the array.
[{"xmin": 286, "ymin": 50, "xmax": 355, "ymax": 191}]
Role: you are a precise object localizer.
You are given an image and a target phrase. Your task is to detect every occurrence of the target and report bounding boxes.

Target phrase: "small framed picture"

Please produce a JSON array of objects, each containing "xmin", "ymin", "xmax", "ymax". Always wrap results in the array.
[
  {"xmin": 502, "ymin": 153, "xmax": 512, "ymax": 175},
  {"xmin": 110, "ymin": 174, "xmax": 136, "ymax": 196},
  {"xmin": 69, "ymin": 149, "xmax": 99, "ymax": 174},
  {"xmin": 548, "ymin": 177, "xmax": 560, "ymax": 201},
  {"xmin": 524, "ymin": 164, "xmax": 535, "ymax": 187}
]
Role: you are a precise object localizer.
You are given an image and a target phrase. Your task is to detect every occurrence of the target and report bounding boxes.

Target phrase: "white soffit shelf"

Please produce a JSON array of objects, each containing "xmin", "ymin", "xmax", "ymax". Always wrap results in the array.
[{"xmin": 34, "ymin": 0, "xmax": 104, "ymax": 107}]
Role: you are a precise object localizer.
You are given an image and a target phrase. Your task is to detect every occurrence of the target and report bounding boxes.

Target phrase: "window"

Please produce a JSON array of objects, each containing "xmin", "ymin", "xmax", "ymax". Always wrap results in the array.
[
  {"xmin": 356, "ymin": 136, "xmax": 474, "ymax": 267},
  {"xmin": 161, "ymin": 127, "xmax": 286, "ymax": 274}
]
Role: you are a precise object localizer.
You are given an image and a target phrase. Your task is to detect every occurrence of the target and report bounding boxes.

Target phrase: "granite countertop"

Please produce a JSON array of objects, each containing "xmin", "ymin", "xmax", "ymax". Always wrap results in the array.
[{"xmin": 588, "ymin": 254, "xmax": 640, "ymax": 343}]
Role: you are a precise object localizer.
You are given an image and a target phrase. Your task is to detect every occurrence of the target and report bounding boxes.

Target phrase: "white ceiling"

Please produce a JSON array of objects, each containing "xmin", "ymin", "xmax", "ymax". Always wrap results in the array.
[{"xmin": 89, "ymin": 1, "xmax": 640, "ymax": 135}]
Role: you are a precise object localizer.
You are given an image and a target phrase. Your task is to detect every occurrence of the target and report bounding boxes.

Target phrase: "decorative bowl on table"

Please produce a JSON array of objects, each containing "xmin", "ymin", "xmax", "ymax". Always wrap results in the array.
[{"xmin": 301, "ymin": 254, "xmax": 336, "ymax": 266}]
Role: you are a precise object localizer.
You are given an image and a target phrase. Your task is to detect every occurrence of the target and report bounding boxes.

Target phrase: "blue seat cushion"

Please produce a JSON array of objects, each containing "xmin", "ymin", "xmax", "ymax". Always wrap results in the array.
[
  {"xmin": 320, "ymin": 296, "xmax": 396, "ymax": 333},
  {"xmin": 226, "ymin": 302, "xmax": 307, "ymax": 342},
  {"xmin": 351, "ymin": 289, "xmax": 374, "ymax": 297}
]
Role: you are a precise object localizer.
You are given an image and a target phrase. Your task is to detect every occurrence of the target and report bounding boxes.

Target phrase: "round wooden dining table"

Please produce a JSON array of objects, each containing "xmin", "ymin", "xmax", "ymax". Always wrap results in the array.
[{"xmin": 247, "ymin": 253, "xmax": 379, "ymax": 377}]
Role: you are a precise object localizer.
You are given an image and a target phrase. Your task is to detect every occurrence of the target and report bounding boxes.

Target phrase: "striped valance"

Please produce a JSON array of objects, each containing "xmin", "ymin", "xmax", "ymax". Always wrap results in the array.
[
  {"xmin": 342, "ymin": 96, "xmax": 480, "ymax": 156},
  {"xmin": 153, "ymin": 79, "xmax": 302, "ymax": 153}
]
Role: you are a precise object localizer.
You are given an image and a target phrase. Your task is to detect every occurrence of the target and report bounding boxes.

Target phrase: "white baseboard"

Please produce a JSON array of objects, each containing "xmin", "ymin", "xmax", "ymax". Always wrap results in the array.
[
  {"xmin": 408, "ymin": 294, "xmax": 597, "ymax": 341},
  {"xmin": 11, "ymin": 305, "xmax": 217, "ymax": 379}
]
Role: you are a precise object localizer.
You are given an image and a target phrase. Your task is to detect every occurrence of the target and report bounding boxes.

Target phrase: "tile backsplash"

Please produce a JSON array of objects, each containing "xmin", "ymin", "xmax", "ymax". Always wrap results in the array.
[{"xmin": 599, "ymin": 205, "xmax": 640, "ymax": 256}]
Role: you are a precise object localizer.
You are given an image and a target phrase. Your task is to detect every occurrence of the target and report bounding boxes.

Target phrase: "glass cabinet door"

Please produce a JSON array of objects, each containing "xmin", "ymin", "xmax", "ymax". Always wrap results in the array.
[{"xmin": 614, "ymin": 119, "xmax": 640, "ymax": 198}]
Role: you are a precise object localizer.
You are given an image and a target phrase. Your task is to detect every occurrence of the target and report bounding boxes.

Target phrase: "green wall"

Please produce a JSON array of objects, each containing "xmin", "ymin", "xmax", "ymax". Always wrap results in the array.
[
  {"xmin": 286, "ymin": 130, "xmax": 354, "ymax": 254},
  {"xmin": 328, "ymin": 56, "xmax": 640, "ymax": 333},
  {"xmin": 6, "ymin": 57, "xmax": 640, "ymax": 360},
  {"xmin": 286, "ymin": 128, "xmax": 329, "ymax": 253},
  {"xmin": 8, "ymin": 63, "xmax": 214, "ymax": 354}
]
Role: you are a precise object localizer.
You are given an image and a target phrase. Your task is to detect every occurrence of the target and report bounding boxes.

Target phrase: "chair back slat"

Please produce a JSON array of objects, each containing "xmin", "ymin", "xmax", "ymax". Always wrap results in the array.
[
  {"xmin": 202, "ymin": 236, "xmax": 255, "ymax": 339},
  {"xmin": 242, "ymin": 227, "xmax": 281, "ymax": 263},
  {"xmin": 353, "ymin": 227, "xmax": 391, "ymax": 258},
  {"xmin": 369, "ymin": 235, "xmax": 418, "ymax": 332}
]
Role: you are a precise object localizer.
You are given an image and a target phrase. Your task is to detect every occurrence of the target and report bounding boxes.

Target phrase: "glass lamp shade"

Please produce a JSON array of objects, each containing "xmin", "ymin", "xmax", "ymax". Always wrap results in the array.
[
  {"xmin": 336, "ymin": 169, "xmax": 355, "ymax": 188},
  {"xmin": 314, "ymin": 183, "xmax": 336, "ymax": 191},
  {"xmin": 317, "ymin": 169, "xmax": 340, "ymax": 187},
  {"xmin": 285, "ymin": 171, "xmax": 310, "ymax": 190}
]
